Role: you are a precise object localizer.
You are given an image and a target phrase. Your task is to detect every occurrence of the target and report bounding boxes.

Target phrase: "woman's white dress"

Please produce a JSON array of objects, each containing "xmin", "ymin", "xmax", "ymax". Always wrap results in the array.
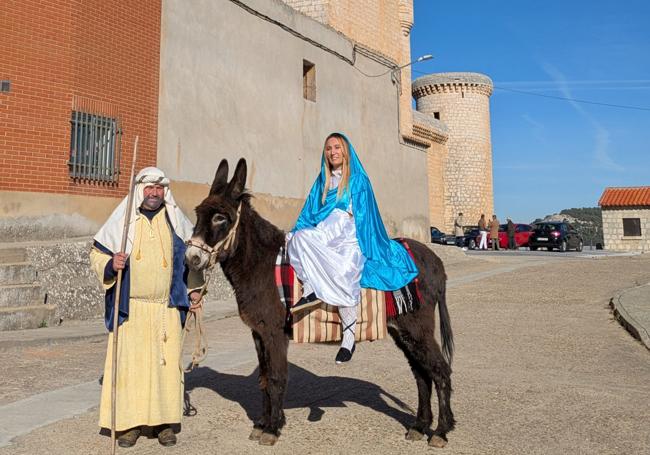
[{"xmin": 287, "ymin": 170, "xmax": 366, "ymax": 307}]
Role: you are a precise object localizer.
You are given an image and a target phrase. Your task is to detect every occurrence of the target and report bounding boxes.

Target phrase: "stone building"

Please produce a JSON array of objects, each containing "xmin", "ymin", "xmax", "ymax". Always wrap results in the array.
[
  {"xmin": 599, "ymin": 187, "xmax": 650, "ymax": 251},
  {"xmin": 413, "ymin": 73, "xmax": 494, "ymax": 231},
  {"xmin": 0, "ymin": 0, "xmax": 494, "ymax": 328}
]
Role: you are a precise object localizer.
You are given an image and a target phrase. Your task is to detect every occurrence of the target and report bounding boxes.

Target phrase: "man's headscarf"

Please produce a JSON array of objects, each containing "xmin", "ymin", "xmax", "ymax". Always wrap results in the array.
[{"xmin": 94, "ymin": 167, "xmax": 194, "ymax": 254}]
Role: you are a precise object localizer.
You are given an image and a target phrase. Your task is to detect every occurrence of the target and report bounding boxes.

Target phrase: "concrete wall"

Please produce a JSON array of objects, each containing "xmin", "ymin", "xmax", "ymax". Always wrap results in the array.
[
  {"xmin": 602, "ymin": 208, "xmax": 650, "ymax": 251},
  {"xmin": 157, "ymin": 0, "xmax": 429, "ymax": 239}
]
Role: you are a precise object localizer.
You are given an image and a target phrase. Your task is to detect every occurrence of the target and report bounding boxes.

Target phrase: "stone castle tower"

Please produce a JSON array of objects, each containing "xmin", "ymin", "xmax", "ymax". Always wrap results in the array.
[{"xmin": 412, "ymin": 73, "xmax": 494, "ymax": 230}]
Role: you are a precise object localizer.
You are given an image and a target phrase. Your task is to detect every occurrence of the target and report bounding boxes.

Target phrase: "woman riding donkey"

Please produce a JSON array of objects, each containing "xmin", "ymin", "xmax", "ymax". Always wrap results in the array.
[{"xmin": 287, "ymin": 133, "xmax": 419, "ymax": 363}]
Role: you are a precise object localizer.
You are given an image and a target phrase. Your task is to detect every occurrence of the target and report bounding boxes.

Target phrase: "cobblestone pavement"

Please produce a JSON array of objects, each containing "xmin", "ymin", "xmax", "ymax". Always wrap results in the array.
[{"xmin": 1, "ymin": 254, "xmax": 649, "ymax": 454}]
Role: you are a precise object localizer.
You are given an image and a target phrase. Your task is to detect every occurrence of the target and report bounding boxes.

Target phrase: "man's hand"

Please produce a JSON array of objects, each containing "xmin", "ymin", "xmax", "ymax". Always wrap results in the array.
[
  {"xmin": 112, "ymin": 253, "xmax": 128, "ymax": 272},
  {"xmin": 189, "ymin": 290, "xmax": 202, "ymax": 313}
]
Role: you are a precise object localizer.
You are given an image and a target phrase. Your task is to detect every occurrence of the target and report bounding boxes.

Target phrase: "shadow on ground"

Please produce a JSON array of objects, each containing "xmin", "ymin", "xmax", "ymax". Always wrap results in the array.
[{"xmin": 184, "ymin": 363, "xmax": 416, "ymax": 429}]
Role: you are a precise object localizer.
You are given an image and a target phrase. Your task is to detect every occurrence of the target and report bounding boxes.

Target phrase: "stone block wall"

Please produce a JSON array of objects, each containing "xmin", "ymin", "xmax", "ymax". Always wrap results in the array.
[
  {"xmin": 413, "ymin": 73, "xmax": 494, "ymax": 232},
  {"xmin": 601, "ymin": 208, "xmax": 650, "ymax": 251}
]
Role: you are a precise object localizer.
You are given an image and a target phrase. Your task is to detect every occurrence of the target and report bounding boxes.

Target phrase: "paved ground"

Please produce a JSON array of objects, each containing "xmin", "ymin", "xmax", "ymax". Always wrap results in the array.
[{"xmin": 0, "ymin": 252, "xmax": 649, "ymax": 454}]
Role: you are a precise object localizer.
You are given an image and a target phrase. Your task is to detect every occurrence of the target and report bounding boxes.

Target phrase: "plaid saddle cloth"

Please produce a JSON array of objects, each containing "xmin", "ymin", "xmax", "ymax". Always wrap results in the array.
[{"xmin": 275, "ymin": 239, "xmax": 421, "ymax": 343}]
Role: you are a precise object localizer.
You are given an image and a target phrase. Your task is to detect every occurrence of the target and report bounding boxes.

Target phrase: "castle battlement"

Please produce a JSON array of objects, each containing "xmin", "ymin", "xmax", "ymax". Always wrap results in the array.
[{"xmin": 413, "ymin": 72, "xmax": 493, "ymax": 98}]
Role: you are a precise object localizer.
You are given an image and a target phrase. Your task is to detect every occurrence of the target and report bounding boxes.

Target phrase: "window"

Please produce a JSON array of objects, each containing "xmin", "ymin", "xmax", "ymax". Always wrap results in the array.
[
  {"xmin": 69, "ymin": 111, "xmax": 121, "ymax": 182},
  {"xmin": 622, "ymin": 218, "xmax": 641, "ymax": 236},
  {"xmin": 303, "ymin": 60, "xmax": 316, "ymax": 101},
  {"xmin": 0, "ymin": 80, "xmax": 10, "ymax": 92},
  {"xmin": 433, "ymin": 111, "xmax": 440, "ymax": 120}
]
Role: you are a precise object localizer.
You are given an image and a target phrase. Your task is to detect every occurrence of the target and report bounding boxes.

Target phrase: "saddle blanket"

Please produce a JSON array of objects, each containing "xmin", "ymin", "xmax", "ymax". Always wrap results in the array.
[{"xmin": 275, "ymin": 239, "xmax": 422, "ymax": 344}]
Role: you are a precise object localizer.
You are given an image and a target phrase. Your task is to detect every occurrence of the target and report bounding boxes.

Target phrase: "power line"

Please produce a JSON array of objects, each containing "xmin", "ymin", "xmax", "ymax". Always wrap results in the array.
[
  {"xmin": 493, "ymin": 86, "xmax": 650, "ymax": 111},
  {"xmin": 411, "ymin": 69, "xmax": 650, "ymax": 112}
]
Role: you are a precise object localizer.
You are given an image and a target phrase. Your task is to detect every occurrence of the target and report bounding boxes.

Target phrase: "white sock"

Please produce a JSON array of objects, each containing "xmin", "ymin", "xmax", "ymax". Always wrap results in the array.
[{"xmin": 338, "ymin": 305, "xmax": 357, "ymax": 351}]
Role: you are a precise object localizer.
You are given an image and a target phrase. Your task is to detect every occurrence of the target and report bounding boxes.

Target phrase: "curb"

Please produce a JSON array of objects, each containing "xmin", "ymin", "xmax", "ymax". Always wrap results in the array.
[
  {"xmin": 610, "ymin": 283, "xmax": 650, "ymax": 351},
  {"xmin": 0, "ymin": 308, "xmax": 240, "ymax": 350}
]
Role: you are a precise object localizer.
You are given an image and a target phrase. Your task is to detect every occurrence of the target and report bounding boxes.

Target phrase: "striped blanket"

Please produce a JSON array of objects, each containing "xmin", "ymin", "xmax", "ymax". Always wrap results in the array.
[{"xmin": 275, "ymin": 239, "xmax": 421, "ymax": 343}]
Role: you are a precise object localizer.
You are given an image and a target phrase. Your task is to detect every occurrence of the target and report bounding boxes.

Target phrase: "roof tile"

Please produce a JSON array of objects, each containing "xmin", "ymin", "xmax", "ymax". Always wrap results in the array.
[{"xmin": 598, "ymin": 187, "xmax": 650, "ymax": 207}]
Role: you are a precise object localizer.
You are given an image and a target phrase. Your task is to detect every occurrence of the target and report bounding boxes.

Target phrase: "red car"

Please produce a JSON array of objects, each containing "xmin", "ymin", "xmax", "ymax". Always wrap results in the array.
[{"xmin": 476, "ymin": 223, "xmax": 533, "ymax": 249}]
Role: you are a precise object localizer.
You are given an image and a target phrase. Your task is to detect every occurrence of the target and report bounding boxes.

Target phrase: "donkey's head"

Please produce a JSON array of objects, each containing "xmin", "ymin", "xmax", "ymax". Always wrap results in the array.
[{"xmin": 185, "ymin": 158, "xmax": 248, "ymax": 271}]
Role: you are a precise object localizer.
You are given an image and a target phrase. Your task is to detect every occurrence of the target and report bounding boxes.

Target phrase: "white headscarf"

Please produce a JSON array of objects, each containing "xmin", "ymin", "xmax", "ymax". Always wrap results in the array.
[{"xmin": 94, "ymin": 167, "xmax": 194, "ymax": 254}]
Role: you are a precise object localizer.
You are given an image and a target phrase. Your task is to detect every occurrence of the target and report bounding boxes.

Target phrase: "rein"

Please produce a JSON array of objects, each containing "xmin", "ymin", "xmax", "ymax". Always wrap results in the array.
[{"xmin": 181, "ymin": 202, "xmax": 242, "ymax": 373}]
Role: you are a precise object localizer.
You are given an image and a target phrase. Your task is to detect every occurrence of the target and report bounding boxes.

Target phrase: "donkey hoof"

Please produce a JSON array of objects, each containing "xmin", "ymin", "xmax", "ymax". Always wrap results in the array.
[
  {"xmin": 428, "ymin": 435, "xmax": 447, "ymax": 448},
  {"xmin": 258, "ymin": 432, "xmax": 278, "ymax": 446},
  {"xmin": 405, "ymin": 429, "xmax": 425, "ymax": 441},
  {"xmin": 248, "ymin": 428, "xmax": 263, "ymax": 440}
]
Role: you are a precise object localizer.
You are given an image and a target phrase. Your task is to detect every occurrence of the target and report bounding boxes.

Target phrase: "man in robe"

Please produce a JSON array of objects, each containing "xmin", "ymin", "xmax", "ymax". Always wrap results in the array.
[{"xmin": 90, "ymin": 167, "xmax": 203, "ymax": 447}]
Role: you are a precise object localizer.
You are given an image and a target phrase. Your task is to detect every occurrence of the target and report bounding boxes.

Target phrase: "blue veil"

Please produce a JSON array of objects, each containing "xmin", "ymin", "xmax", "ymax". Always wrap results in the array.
[{"xmin": 292, "ymin": 133, "xmax": 418, "ymax": 291}]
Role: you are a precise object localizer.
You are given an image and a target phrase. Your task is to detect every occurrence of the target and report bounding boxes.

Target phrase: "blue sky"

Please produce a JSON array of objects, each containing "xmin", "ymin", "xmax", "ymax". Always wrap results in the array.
[{"xmin": 410, "ymin": 0, "xmax": 650, "ymax": 223}]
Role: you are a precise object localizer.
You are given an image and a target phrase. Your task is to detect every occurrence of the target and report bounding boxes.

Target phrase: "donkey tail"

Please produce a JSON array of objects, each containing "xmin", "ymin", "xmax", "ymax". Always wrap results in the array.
[{"xmin": 438, "ymin": 280, "xmax": 454, "ymax": 366}]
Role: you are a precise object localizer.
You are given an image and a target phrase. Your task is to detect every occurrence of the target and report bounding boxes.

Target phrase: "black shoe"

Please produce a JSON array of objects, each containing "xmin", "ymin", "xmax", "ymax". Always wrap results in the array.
[
  {"xmin": 290, "ymin": 292, "xmax": 322, "ymax": 314},
  {"xmin": 335, "ymin": 345, "xmax": 355, "ymax": 364}
]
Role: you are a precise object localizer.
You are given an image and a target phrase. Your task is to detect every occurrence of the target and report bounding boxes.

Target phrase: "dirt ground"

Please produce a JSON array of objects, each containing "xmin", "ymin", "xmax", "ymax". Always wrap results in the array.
[{"xmin": 1, "ymin": 253, "xmax": 649, "ymax": 454}]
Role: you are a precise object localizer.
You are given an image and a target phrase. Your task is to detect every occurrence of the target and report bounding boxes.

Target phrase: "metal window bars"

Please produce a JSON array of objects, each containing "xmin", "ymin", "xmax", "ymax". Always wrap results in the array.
[{"xmin": 68, "ymin": 96, "xmax": 122, "ymax": 182}]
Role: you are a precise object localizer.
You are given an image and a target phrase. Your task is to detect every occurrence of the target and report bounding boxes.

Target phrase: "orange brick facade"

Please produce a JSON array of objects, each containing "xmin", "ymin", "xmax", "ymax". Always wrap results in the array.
[{"xmin": 0, "ymin": 0, "xmax": 161, "ymax": 197}]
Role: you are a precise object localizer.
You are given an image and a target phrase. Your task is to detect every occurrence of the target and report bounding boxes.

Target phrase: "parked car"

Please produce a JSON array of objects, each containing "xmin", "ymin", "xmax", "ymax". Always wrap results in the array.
[
  {"xmin": 430, "ymin": 226, "xmax": 448, "ymax": 244},
  {"xmin": 474, "ymin": 223, "xmax": 533, "ymax": 249},
  {"xmin": 528, "ymin": 221, "xmax": 583, "ymax": 252},
  {"xmin": 459, "ymin": 226, "xmax": 480, "ymax": 249},
  {"xmin": 498, "ymin": 223, "xmax": 533, "ymax": 249}
]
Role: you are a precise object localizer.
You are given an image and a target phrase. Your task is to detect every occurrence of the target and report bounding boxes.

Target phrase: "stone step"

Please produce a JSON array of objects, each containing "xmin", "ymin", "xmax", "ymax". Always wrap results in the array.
[
  {"xmin": 0, "ymin": 248, "xmax": 27, "ymax": 264},
  {"xmin": 0, "ymin": 262, "xmax": 37, "ymax": 286},
  {"xmin": 0, "ymin": 304, "xmax": 58, "ymax": 331},
  {"xmin": 0, "ymin": 284, "xmax": 45, "ymax": 308}
]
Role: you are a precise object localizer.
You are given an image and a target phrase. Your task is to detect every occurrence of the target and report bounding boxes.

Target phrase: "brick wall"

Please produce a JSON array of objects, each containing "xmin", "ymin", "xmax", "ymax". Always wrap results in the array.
[{"xmin": 0, "ymin": 0, "xmax": 160, "ymax": 198}]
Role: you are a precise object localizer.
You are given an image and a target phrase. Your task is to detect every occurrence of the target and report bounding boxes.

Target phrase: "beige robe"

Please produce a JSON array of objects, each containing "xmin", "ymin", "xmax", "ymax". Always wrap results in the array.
[{"xmin": 90, "ymin": 210, "xmax": 186, "ymax": 431}]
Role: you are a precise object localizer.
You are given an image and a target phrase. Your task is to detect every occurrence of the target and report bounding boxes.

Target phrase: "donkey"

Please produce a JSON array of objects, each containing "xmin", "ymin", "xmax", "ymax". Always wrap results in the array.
[{"xmin": 185, "ymin": 158, "xmax": 455, "ymax": 447}]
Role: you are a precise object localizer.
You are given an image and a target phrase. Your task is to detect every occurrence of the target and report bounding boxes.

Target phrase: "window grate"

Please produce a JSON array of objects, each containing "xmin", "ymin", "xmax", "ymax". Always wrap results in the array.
[{"xmin": 69, "ymin": 111, "xmax": 121, "ymax": 182}]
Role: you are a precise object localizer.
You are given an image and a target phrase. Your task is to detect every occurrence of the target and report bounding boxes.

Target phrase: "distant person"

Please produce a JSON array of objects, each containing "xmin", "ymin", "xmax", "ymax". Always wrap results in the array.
[
  {"xmin": 507, "ymin": 218, "xmax": 516, "ymax": 250},
  {"xmin": 454, "ymin": 212, "xmax": 464, "ymax": 247},
  {"xmin": 478, "ymin": 214, "xmax": 488, "ymax": 250},
  {"xmin": 488, "ymin": 214, "xmax": 500, "ymax": 250}
]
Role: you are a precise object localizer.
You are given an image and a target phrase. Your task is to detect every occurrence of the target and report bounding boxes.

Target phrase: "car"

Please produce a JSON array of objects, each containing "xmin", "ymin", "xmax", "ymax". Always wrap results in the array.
[
  {"xmin": 459, "ymin": 226, "xmax": 481, "ymax": 249},
  {"xmin": 474, "ymin": 223, "xmax": 534, "ymax": 249},
  {"xmin": 528, "ymin": 221, "xmax": 583, "ymax": 252},
  {"xmin": 497, "ymin": 223, "xmax": 533, "ymax": 249},
  {"xmin": 430, "ymin": 226, "xmax": 448, "ymax": 244}
]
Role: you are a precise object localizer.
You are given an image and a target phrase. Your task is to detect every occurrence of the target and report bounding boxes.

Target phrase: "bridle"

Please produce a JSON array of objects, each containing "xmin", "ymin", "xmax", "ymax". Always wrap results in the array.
[{"xmin": 185, "ymin": 202, "xmax": 242, "ymax": 269}]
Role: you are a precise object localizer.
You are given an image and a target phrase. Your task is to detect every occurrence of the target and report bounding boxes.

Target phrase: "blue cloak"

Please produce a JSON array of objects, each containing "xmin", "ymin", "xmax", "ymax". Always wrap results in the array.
[{"xmin": 292, "ymin": 133, "xmax": 418, "ymax": 291}]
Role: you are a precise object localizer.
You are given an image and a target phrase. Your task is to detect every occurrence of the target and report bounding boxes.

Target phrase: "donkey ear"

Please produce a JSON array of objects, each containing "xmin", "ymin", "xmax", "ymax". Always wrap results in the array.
[
  {"xmin": 210, "ymin": 159, "xmax": 229, "ymax": 195},
  {"xmin": 227, "ymin": 158, "xmax": 247, "ymax": 199}
]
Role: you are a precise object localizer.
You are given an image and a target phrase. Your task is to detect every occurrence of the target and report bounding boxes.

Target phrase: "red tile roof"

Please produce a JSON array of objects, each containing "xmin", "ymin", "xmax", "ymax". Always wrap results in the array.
[{"xmin": 599, "ymin": 187, "xmax": 650, "ymax": 207}]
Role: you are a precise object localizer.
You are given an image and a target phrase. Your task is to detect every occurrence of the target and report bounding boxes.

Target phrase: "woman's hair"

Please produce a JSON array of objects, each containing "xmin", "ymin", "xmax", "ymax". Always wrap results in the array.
[{"xmin": 321, "ymin": 133, "xmax": 350, "ymax": 204}]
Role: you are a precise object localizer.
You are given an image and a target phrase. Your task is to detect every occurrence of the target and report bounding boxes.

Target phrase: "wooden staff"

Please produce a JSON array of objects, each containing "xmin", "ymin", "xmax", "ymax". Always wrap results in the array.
[{"xmin": 110, "ymin": 136, "xmax": 138, "ymax": 454}]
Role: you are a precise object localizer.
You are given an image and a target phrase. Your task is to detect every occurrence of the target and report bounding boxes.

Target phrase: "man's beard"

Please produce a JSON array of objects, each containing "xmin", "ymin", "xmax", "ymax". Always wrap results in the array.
[{"xmin": 142, "ymin": 196, "xmax": 163, "ymax": 210}]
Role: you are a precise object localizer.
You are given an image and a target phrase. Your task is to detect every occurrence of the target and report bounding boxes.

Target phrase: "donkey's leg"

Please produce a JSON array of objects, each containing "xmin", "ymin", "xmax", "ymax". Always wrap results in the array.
[
  {"xmin": 391, "ymin": 310, "xmax": 455, "ymax": 446},
  {"xmin": 429, "ymin": 362, "xmax": 455, "ymax": 448},
  {"xmin": 250, "ymin": 331, "xmax": 270, "ymax": 441},
  {"xmin": 387, "ymin": 324, "xmax": 433, "ymax": 441},
  {"xmin": 258, "ymin": 330, "xmax": 289, "ymax": 446}
]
